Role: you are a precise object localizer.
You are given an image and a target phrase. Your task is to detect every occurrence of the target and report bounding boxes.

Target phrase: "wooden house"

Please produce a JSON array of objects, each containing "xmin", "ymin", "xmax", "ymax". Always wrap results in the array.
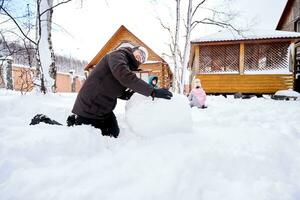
[
  {"xmin": 0, "ymin": 63, "xmax": 84, "ymax": 93},
  {"xmin": 276, "ymin": 0, "xmax": 300, "ymax": 32},
  {"xmin": 84, "ymin": 25, "xmax": 173, "ymax": 89},
  {"xmin": 189, "ymin": 29, "xmax": 300, "ymax": 94},
  {"xmin": 276, "ymin": 0, "xmax": 300, "ymax": 91}
]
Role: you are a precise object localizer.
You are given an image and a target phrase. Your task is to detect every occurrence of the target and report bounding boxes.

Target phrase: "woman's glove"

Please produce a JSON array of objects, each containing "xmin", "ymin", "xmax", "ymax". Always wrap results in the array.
[
  {"xmin": 151, "ymin": 88, "xmax": 173, "ymax": 100},
  {"xmin": 119, "ymin": 89, "xmax": 135, "ymax": 100}
]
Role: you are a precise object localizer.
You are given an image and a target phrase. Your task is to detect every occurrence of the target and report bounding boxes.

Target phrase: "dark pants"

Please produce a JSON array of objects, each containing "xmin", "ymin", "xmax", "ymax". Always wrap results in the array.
[{"xmin": 68, "ymin": 112, "xmax": 120, "ymax": 138}]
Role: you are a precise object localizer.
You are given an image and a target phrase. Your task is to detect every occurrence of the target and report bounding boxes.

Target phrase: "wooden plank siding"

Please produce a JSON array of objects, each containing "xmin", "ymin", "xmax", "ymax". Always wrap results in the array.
[
  {"xmin": 196, "ymin": 74, "xmax": 293, "ymax": 94},
  {"xmin": 189, "ymin": 37, "xmax": 299, "ymax": 94},
  {"xmin": 276, "ymin": 0, "xmax": 300, "ymax": 92},
  {"xmin": 10, "ymin": 66, "xmax": 84, "ymax": 93},
  {"xmin": 276, "ymin": 0, "xmax": 300, "ymax": 31},
  {"xmin": 85, "ymin": 25, "xmax": 163, "ymax": 70},
  {"xmin": 139, "ymin": 63, "xmax": 163, "ymax": 86},
  {"xmin": 84, "ymin": 25, "xmax": 173, "ymax": 89}
]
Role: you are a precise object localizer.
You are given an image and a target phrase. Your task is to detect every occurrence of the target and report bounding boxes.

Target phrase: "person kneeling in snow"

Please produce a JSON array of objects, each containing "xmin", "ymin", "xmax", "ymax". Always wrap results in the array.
[
  {"xmin": 188, "ymin": 78, "xmax": 207, "ymax": 109},
  {"xmin": 68, "ymin": 46, "xmax": 173, "ymax": 138}
]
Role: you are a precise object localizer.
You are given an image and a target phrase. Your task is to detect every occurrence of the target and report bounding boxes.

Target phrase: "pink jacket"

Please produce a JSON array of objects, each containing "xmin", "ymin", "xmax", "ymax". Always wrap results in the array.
[{"xmin": 188, "ymin": 88, "xmax": 206, "ymax": 107}]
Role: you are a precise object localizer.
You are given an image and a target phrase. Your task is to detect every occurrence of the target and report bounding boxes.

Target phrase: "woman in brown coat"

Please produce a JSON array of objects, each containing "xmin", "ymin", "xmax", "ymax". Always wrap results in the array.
[{"xmin": 69, "ymin": 46, "xmax": 173, "ymax": 138}]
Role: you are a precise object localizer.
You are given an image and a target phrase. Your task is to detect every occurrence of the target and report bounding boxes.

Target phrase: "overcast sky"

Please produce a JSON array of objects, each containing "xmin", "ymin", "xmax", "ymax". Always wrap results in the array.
[{"xmin": 50, "ymin": 0, "xmax": 287, "ymax": 62}]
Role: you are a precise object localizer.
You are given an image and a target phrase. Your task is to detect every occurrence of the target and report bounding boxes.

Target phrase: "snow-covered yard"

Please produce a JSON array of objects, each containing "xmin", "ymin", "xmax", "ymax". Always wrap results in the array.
[{"xmin": 1, "ymin": 89, "xmax": 300, "ymax": 200}]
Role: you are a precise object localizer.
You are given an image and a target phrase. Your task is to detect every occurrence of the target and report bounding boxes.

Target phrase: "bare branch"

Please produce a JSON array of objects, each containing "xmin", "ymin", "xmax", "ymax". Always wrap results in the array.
[
  {"xmin": 191, "ymin": 0, "xmax": 206, "ymax": 19},
  {"xmin": 199, "ymin": 6, "xmax": 232, "ymax": 17},
  {"xmin": 191, "ymin": 18, "xmax": 242, "ymax": 34},
  {"xmin": 40, "ymin": 0, "xmax": 72, "ymax": 17},
  {"xmin": 0, "ymin": 13, "xmax": 34, "ymax": 26},
  {"xmin": 162, "ymin": 52, "xmax": 173, "ymax": 60},
  {"xmin": 178, "ymin": 48, "xmax": 183, "ymax": 63},
  {"xmin": 51, "ymin": 21, "xmax": 75, "ymax": 38},
  {"xmin": 183, "ymin": 18, "xmax": 187, "ymax": 30},
  {"xmin": 0, "ymin": 7, "xmax": 37, "ymax": 45},
  {"xmin": 0, "ymin": 17, "xmax": 11, "ymax": 25},
  {"xmin": 104, "ymin": 0, "xmax": 109, "ymax": 7},
  {"xmin": 157, "ymin": 17, "xmax": 176, "ymax": 49},
  {"xmin": 2, "ymin": 29, "xmax": 30, "ymax": 41},
  {"xmin": 0, "ymin": 31, "xmax": 12, "ymax": 54},
  {"xmin": 157, "ymin": 17, "xmax": 170, "ymax": 31},
  {"xmin": 0, "ymin": 0, "xmax": 4, "ymax": 10}
]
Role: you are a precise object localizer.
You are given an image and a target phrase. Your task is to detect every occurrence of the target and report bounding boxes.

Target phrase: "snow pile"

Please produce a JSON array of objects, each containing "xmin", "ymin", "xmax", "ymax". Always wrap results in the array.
[
  {"xmin": 125, "ymin": 93, "xmax": 192, "ymax": 137},
  {"xmin": 1, "ymin": 90, "xmax": 300, "ymax": 200},
  {"xmin": 275, "ymin": 89, "xmax": 300, "ymax": 98}
]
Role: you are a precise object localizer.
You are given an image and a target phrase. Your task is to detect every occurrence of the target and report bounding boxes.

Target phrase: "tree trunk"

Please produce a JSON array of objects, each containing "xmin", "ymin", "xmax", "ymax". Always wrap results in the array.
[
  {"xmin": 5, "ymin": 59, "xmax": 13, "ymax": 90},
  {"xmin": 0, "ymin": 61, "xmax": 5, "ymax": 88},
  {"xmin": 0, "ymin": 58, "xmax": 13, "ymax": 90},
  {"xmin": 36, "ymin": 0, "xmax": 55, "ymax": 93},
  {"xmin": 47, "ymin": 3, "xmax": 57, "ymax": 91},
  {"xmin": 180, "ymin": 0, "xmax": 192, "ymax": 94},
  {"xmin": 173, "ymin": 0, "xmax": 181, "ymax": 93}
]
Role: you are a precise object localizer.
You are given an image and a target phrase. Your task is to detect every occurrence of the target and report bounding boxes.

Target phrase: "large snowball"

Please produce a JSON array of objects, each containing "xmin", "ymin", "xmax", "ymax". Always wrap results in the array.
[{"xmin": 125, "ymin": 93, "xmax": 192, "ymax": 137}]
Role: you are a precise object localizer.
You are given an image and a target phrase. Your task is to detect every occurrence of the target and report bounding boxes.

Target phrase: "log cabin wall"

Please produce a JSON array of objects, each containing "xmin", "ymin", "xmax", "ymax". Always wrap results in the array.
[
  {"xmin": 195, "ymin": 74, "xmax": 293, "ymax": 94},
  {"xmin": 85, "ymin": 26, "xmax": 162, "ymax": 69},
  {"xmin": 191, "ymin": 40, "xmax": 295, "ymax": 94},
  {"xmin": 139, "ymin": 62, "xmax": 173, "ymax": 88},
  {"xmin": 276, "ymin": 0, "xmax": 300, "ymax": 32},
  {"xmin": 276, "ymin": 0, "xmax": 300, "ymax": 91},
  {"xmin": 85, "ymin": 25, "xmax": 173, "ymax": 89}
]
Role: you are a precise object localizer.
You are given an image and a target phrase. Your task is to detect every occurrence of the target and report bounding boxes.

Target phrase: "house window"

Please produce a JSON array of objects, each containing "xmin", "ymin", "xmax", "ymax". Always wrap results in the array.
[
  {"xmin": 135, "ymin": 72, "xmax": 149, "ymax": 83},
  {"xmin": 140, "ymin": 73, "xmax": 149, "ymax": 83},
  {"xmin": 198, "ymin": 44, "xmax": 240, "ymax": 73},
  {"xmin": 297, "ymin": 20, "xmax": 300, "ymax": 32},
  {"xmin": 244, "ymin": 42, "xmax": 290, "ymax": 72}
]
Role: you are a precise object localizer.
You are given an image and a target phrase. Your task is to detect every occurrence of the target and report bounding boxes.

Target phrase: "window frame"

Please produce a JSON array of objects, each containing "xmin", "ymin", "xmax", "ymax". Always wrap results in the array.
[{"xmin": 294, "ymin": 18, "xmax": 300, "ymax": 32}]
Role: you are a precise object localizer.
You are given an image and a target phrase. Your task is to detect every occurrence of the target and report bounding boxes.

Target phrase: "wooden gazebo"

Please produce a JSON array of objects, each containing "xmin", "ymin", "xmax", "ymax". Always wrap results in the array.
[{"xmin": 189, "ymin": 29, "xmax": 300, "ymax": 94}]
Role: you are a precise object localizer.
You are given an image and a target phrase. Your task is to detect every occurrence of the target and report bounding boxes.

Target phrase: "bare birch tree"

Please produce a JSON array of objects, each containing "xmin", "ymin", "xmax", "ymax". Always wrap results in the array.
[
  {"xmin": 157, "ymin": 0, "xmax": 243, "ymax": 94},
  {"xmin": 174, "ymin": 0, "xmax": 181, "ymax": 92},
  {"xmin": 0, "ymin": 0, "xmax": 73, "ymax": 93}
]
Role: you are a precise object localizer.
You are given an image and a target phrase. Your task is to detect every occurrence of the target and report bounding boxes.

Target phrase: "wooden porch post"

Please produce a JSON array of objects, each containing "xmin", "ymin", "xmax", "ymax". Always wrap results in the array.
[
  {"xmin": 194, "ymin": 45, "xmax": 200, "ymax": 77},
  {"xmin": 239, "ymin": 43, "xmax": 245, "ymax": 75},
  {"xmin": 161, "ymin": 63, "xmax": 165, "ymax": 88},
  {"xmin": 290, "ymin": 42, "xmax": 295, "ymax": 72},
  {"xmin": 293, "ymin": 42, "xmax": 300, "ymax": 91}
]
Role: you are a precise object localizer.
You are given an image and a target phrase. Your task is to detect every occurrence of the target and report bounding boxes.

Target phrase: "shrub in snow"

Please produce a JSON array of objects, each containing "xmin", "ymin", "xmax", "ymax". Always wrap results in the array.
[{"xmin": 125, "ymin": 93, "xmax": 192, "ymax": 137}]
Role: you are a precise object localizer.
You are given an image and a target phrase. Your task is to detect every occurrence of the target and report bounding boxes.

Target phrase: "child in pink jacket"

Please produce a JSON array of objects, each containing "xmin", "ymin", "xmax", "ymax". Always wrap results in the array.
[{"xmin": 188, "ymin": 79, "xmax": 207, "ymax": 109}]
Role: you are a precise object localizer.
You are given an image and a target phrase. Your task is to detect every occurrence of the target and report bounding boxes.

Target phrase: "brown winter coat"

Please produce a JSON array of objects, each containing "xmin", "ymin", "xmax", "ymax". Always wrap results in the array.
[{"xmin": 72, "ymin": 47, "xmax": 154, "ymax": 119}]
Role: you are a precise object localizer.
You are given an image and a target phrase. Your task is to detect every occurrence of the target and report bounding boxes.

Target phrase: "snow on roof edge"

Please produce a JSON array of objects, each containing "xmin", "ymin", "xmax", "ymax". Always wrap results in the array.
[{"xmin": 192, "ymin": 29, "xmax": 300, "ymax": 43}]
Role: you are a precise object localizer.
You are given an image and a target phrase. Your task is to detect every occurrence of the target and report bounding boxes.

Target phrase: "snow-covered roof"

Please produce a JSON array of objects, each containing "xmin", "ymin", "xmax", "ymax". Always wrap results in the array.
[
  {"xmin": 143, "ymin": 60, "xmax": 162, "ymax": 64},
  {"xmin": 192, "ymin": 29, "xmax": 300, "ymax": 43}
]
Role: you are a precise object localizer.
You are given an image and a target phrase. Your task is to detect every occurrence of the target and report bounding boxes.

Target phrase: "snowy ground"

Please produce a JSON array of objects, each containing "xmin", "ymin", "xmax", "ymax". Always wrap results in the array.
[{"xmin": 1, "ymin": 89, "xmax": 300, "ymax": 200}]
